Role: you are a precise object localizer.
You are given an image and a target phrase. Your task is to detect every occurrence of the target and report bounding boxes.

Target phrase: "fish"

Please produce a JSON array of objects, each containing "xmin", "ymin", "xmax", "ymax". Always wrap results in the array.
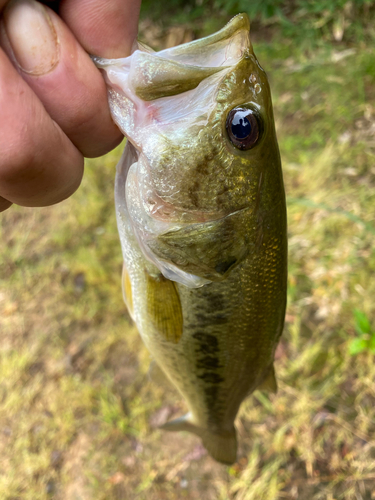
[{"xmin": 94, "ymin": 13, "xmax": 287, "ymax": 465}]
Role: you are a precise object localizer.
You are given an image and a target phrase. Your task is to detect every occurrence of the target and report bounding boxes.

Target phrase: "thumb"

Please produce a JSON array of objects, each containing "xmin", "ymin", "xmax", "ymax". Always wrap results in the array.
[{"xmin": 59, "ymin": 0, "xmax": 141, "ymax": 58}]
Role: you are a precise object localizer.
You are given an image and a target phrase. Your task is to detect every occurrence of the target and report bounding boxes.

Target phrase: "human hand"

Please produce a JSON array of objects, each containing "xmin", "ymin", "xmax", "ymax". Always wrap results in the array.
[{"xmin": 0, "ymin": 0, "xmax": 141, "ymax": 212}]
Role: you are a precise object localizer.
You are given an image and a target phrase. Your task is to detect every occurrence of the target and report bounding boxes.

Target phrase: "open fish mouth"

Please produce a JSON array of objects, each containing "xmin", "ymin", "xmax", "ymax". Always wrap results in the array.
[{"xmin": 93, "ymin": 14, "xmax": 251, "ymax": 155}]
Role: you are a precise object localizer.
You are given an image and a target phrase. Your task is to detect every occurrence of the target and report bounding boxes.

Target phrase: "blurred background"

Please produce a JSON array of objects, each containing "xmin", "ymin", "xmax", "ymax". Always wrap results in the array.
[{"xmin": 1, "ymin": 1, "xmax": 375, "ymax": 499}]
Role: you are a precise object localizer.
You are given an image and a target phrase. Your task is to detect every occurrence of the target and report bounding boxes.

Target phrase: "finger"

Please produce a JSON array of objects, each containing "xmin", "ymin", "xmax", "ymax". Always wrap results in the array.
[
  {"xmin": 59, "ymin": 0, "xmax": 141, "ymax": 58},
  {"xmin": 0, "ymin": 196, "xmax": 12, "ymax": 212},
  {"xmin": 0, "ymin": 48, "xmax": 83, "ymax": 207},
  {"xmin": 1, "ymin": 0, "xmax": 122, "ymax": 158}
]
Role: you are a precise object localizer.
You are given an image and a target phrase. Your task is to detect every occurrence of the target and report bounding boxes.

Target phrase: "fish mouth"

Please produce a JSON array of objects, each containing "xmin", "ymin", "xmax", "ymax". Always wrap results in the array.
[
  {"xmin": 121, "ymin": 151, "xmax": 250, "ymax": 288},
  {"xmin": 94, "ymin": 13, "xmax": 252, "ymax": 154}
]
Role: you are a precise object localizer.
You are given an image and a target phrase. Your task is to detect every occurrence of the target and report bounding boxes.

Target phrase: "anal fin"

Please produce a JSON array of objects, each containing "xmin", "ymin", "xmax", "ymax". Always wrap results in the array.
[
  {"xmin": 257, "ymin": 364, "xmax": 278, "ymax": 394},
  {"xmin": 160, "ymin": 413, "xmax": 237, "ymax": 465}
]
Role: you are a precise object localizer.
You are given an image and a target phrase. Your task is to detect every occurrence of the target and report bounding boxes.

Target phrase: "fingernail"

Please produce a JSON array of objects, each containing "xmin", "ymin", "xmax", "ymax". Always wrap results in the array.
[{"xmin": 3, "ymin": 0, "xmax": 59, "ymax": 75}]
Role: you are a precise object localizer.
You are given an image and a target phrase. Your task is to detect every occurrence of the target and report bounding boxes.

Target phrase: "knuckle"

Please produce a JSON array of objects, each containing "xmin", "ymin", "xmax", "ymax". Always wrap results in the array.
[{"xmin": 0, "ymin": 123, "xmax": 39, "ymax": 184}]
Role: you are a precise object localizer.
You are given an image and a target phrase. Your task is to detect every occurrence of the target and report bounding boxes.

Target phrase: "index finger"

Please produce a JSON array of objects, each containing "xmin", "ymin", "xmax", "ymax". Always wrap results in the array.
[{"xmin": 59, "ymin": 0, "xmax": 141, "ymax": 58}]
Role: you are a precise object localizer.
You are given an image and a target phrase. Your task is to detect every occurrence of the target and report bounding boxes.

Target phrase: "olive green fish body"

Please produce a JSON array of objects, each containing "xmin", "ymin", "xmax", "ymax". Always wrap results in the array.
[{"xmin": 96, "ymin": 14, "xmax": 287, "ymax": 464}]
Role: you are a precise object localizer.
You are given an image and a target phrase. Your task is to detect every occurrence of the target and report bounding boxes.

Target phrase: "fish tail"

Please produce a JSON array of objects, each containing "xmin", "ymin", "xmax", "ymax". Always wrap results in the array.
[{"xmin": 160, "ymin": 413, "xmax": 237, "ymax": 465}]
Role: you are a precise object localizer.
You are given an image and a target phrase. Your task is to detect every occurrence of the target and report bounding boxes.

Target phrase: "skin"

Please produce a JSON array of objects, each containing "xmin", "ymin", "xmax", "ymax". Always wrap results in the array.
[{"xmin": 0, "ymin": 0, "xmax": 141, "ymax": 212}]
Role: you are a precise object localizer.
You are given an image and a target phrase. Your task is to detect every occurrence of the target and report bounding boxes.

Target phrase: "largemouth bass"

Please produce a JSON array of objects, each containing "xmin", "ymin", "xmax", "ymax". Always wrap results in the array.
[{"xmin": 95, "ymin": 13, "xmax": 287, "ymax": 465}]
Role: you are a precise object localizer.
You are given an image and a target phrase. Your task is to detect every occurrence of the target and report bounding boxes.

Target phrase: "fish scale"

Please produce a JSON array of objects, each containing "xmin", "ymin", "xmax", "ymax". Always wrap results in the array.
[{"xmin": 95, "ymin": 13, "xmax": 287, "ymax": 464}]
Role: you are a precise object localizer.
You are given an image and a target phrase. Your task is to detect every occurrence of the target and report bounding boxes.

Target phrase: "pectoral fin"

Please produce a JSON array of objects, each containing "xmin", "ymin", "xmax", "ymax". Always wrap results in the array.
[
  {"xmin": 257, "ymin": 364, "xmax": 278, "ymax": 394},
  {"xmin": 145, "ymin": 272, "xmax": 183, "ymax": 343}
]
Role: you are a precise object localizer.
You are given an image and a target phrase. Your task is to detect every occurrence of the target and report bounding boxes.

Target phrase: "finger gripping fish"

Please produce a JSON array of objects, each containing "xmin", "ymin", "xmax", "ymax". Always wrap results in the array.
[{"xmin": 95, "ymin": 13, "xmax": 287, "ymax": 465}]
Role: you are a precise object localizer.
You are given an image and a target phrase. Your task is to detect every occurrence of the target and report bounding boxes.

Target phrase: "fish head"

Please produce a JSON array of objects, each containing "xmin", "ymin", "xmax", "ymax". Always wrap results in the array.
[{"xmin": 95, "ymin": 14, "xmax": 283, "ymax": 287}]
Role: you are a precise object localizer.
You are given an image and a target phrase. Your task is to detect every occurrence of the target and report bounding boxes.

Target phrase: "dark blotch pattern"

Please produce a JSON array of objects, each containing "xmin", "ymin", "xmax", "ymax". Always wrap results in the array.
[
  {"xmin": 192, "ymin": 331, "xmax": 225, "ymax": 425},
  {"xmin": 214, "ymin": 257, "xmax": 237, "ymax": 275}
]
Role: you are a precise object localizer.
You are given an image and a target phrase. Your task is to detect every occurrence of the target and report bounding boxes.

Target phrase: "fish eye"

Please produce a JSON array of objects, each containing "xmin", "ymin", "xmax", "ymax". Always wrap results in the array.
[{"xmin": 226, "ymin": 107, "xmax": 261, "ymax": 150}]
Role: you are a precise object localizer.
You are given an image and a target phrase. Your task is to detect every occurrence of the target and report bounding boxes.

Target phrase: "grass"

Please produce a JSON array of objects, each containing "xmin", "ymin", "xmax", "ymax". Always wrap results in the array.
[{"xmin": 1, "ymin": 18, "xmax": 375, "ymax": 500}]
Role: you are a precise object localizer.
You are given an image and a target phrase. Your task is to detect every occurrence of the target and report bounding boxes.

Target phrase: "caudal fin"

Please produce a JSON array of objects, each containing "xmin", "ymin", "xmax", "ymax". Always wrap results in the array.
[{"xmin": 160, "ymin": 413, "xmax": 237, "ymax": 465}]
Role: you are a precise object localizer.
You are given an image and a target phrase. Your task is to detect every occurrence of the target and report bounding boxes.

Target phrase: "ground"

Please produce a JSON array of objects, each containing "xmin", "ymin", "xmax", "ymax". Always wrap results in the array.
[{"xmin": 1, "ymin": 19, "xmax": 375, "ymax": 500}]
